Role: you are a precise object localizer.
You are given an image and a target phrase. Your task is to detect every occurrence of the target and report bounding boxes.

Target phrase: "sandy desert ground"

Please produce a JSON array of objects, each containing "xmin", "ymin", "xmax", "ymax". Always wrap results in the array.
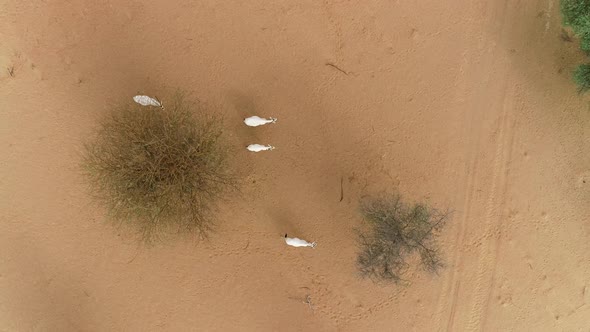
[{"xmin": 1, "ymin": 0, "xmax": 590, "ymax": 331}]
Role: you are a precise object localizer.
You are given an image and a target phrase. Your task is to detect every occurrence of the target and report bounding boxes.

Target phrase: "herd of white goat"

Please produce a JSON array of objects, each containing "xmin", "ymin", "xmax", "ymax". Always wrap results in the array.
[
  {"xmin": 134, "ymin": 95, "xmax": 317, "ymax": 249},
  {"xmin": 244, "ymin": 116, "xmax": 277, "ymax": 151}
]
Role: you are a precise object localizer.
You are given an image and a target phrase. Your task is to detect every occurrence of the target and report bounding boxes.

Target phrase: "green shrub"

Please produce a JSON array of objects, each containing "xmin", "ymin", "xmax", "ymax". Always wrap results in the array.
[
  {"xmin": 574, "ymin": 63, "xmax": 590, "ymax": 92},
  {"xmin": 82, "ymin": 94, "xmax": 236, "ymax": 242},
  {"xmin": 580, "ymin": 33, "xmax": 590, "ymax": 52},
  {"xmin": 561, "ymin": 0, "xmax": 590, "ymax": 27},
  {"xmin": 357, "ymin": 194, "xmax": 449, "ymax": 284},
  {"xmin": 560, "ymin": 1, "xmax": 590, "ymax": 93}
]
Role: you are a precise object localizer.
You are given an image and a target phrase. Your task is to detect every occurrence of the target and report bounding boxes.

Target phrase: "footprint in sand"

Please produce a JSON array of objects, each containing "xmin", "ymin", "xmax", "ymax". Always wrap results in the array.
[
  {"xmin": 0, "ymin": 54, "xmax": 14, "ymax": 79},
  {"xmin": 575, "ymin": 171, "xmax": 589, "ymax": 189}
]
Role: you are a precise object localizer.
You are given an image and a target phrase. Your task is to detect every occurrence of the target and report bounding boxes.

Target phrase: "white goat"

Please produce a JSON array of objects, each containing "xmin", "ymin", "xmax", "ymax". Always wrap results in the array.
[
  {"xmin": 247, "ymin": 144, "xmax": 275, "ymax": 152},
  {"xmin": 244, "ymin": 116, "xmax": 277, "ymax": 127},
  {"xmin": 133, "ymin": 95, "xmax": 163, "ymax": 108},
  {"xmin": 284, "ymin": 234, "xmax": 317, "ymax": 248}
]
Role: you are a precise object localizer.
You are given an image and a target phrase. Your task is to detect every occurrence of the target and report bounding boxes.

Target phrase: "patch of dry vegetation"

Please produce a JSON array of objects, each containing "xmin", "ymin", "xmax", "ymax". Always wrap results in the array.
[
  {"xmin": 82, "ymin": 94, "xmax": 236, "ymax": 242},
  {"xmin": 357, "ymin": 194, "xmax": 449, "ymax": 284}
]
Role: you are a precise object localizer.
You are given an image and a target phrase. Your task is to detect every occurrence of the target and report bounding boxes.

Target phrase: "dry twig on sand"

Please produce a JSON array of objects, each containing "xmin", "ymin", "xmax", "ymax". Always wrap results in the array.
[
  {"xmin": 340, "ymin": 176, "xmax": 344, "ymax": 202},
  {"xmin": 325, "ymin": 62, "xmax": 348, "ymax": 75}
]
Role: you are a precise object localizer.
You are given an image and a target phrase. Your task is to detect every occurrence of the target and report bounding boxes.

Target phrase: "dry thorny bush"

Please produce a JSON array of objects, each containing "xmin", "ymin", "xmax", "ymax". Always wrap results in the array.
[
  {"xmin": 357, "ymin": 194, "xmax": 450, "ymax": 284},
  {"xmin": 82, "ymin": 94, "xmax": 236, "ymax": 242}
]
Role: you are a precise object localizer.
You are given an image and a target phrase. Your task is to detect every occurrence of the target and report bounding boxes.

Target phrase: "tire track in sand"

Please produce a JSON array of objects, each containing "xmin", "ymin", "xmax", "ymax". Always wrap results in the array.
[
  {"xmin": 435, "ymin": 1, "xmax": 519, "ymax": 330},
  {"xmin": 445, "ymin": 67, "xmax": 515, "ymax": 332},
  {"xmin": 467, "ymin": 86, "xmax": 516, "ymax": 331}
]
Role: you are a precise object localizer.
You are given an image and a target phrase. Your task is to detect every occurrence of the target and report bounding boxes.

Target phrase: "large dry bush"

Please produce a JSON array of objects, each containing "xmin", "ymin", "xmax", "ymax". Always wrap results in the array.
[
  {"xmin": 82, "ymin": 94, "xmax": 236, "ymax": 242},
  {"xmin": 357, "ymin": 194, "xmax": 449, "ymax": 284}
]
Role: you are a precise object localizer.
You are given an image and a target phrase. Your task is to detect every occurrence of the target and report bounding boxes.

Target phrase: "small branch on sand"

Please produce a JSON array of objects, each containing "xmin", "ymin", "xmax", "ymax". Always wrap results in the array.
[
  {"xmin": 126, "ymin": 249, "xmax": 141, "ymax": 264},
  {"xmin": 339, "ymin": 176, "xmax": 344, "ymax": 202},
  {"xmin": 326, "ymin": 62, "xmax": 348, "ymax": 75}
]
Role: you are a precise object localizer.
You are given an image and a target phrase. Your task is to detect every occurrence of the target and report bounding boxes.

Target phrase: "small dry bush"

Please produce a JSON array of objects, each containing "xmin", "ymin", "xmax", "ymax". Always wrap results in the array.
[
  {"xmin": 82, "ymin": 94, "xmax": 236, "ymax": 242},
  {"xmin": 357, "ymin": 194, "xmax": 449, "ymax": 284}
]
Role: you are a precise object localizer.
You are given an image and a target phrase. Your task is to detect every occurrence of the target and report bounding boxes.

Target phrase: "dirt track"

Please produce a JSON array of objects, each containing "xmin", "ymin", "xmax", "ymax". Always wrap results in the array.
[{"xmin": 1, "ymin": 1, "xmax": 589, "ymax": 331}]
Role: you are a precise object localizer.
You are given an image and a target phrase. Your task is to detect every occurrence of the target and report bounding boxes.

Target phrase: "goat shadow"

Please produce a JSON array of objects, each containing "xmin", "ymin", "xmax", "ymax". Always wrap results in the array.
[
  {"xmin": 226, "ymin": 90, "xmax": 264, "ymax": 147},
  {"xmin": 264, "ymin": 205, "xmax": 311, "ymax": 242}
]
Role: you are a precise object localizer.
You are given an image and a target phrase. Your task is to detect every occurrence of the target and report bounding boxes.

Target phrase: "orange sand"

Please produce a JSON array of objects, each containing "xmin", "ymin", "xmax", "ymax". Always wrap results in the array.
[{"xmin": 1, "ymin": 1, "xmax": 589, "ymax": 331}]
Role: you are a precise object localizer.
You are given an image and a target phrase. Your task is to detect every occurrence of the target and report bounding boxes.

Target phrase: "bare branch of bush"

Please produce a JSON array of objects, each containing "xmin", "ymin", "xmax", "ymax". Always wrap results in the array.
[
  {"xmin": 82, "ymin": 93, "xmax": 237, "ymax": 243},
  {"xmin": 357, "ymin": 194, "xmax": 450, "ymax": 283}
]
